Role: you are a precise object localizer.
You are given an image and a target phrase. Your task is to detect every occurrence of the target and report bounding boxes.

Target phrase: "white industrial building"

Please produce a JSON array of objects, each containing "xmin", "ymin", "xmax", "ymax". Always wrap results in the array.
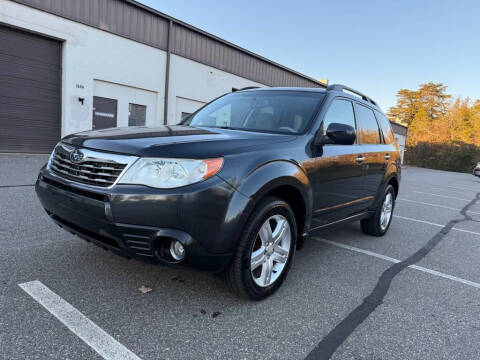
[
  {"xmin": 0, "ymin": 0, "xmax": 322, "ymax": 153},
  {"xmin": 390, "ymin": 122, "xmax": 407, "ymax": 164},
  {"xmin": 0, "ymin": 0, "xmax": 407, "ymax": 158}
]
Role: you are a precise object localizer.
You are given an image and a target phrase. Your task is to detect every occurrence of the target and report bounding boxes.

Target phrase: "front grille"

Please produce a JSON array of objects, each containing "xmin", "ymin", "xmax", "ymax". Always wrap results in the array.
[
  {"xmin": 51, "ymin": 152, "xmax": 125, "ymax": 187},
  {"xmin": 123, "ymin": 234, "xmax": 154, "ymax": 258},
  {"xmin": 49, "ymin": 144, "xmax": 136, "ymax": 187}
]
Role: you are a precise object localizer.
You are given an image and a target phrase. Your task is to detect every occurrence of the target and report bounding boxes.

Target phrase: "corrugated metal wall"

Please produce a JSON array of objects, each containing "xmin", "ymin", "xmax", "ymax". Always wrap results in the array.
[
  {"xmin": 171, "ymin": 24, "xmax": 318, "ymax": 87},
  {"xmin": 12, "ymin": 0, "xmax": 169, "ymax": 49},
  {"xmin": 11, "ymin": 0, "xmax": 322, "ymax": 88}
]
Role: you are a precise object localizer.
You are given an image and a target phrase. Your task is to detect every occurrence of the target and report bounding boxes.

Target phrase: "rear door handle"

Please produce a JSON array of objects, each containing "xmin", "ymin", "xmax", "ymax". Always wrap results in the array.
[
  {"xmin": 385, "ymin": 153, "xmax": 390, "ymax": 160},
  {"xmin": 356, "ymin": 155, "xmax": 365, "ymax": 164}
]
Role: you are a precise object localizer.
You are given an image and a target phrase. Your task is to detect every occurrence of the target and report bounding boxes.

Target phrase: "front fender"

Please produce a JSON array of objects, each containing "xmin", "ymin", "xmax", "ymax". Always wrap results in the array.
[{"xmin": 226, "ymin": 160, "xmax": 313, "ymax": 235}]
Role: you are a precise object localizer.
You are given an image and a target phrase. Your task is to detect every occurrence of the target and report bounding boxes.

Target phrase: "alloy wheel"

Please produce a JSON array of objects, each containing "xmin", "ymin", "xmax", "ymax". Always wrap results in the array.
[
  {"xmin": 380, "ymin": 192, "xmax": 393, "ymax": 231},
  {"xmin": 250, "ymin": 214, "xmax": 291, "ymax": 287}
]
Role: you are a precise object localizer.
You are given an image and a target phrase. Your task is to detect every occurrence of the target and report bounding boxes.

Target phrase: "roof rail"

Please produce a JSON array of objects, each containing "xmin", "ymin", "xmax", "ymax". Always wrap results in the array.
[
  {"xmin": 327, "ymin": 84, "xmax": 377, "ymax": 106},
  {"xmin": 239, "ymin": 86, "xmax": 261, "ymax": 91}
]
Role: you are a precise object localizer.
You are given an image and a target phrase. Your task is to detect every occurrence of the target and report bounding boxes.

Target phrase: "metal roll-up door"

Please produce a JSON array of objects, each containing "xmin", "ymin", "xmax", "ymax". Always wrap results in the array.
[{"xmin": 0, "ymin": 25, "xmax": 61, "ymax": 153}]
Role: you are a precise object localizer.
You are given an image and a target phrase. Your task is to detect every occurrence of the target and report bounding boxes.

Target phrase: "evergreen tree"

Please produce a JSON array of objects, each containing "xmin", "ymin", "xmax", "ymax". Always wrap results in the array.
[
  {"xmin": 387, "ymin": 89, "xmax": 418, "ymax": 126},
  {"xmin": 417, "ymin": 82, "xmax": 451, "ymax": 120},
  {"xmin": 388, "ymin": 82, "xmax": 450, "ymax": 126},
  {"xmin": 472, "ymin": 100, "xmax": 480, "ymax": 145},
  {"xmin": 450, "ymin": 98, "xmax": 475, "ymax": 144},
  {"xmin": 407, "ymin": 108, "xmax": 431, "ymax": 145}
]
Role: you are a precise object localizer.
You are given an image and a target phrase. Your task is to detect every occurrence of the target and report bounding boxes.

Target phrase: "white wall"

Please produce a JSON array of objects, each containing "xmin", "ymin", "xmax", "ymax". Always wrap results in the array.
[
  {"xmin": 93, "ymin": 80, "xmax": 158, "ymax": 127},
  {"xmin": 0, "ymin": 0, "xmax": 167, "ymax": 136},
  {"xmin": 0, "ymin": 0, "xmax": 268, "ymax": 135},
  {"xmin": 174, "ymin": 96, "xmax": 206, "ymax": 123},
  {"xmin": 167, "ymin": 54, "xmax": 264, "ymax": 124},
  {"xmin": 395, "ymin": 134, "xmax": 406, "ymax": 164}
]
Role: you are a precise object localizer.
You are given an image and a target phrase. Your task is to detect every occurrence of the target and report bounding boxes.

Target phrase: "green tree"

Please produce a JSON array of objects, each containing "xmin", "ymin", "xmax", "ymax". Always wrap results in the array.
[
  {"xmin": 407, "ymin": 108, "xmax": 431, "ymax": 145},
  {"xmin": 472, "ymin": 100, "xmax": 480, "ymax": 145},
  {"xmin": 387, "ymin": 89, "xmax": 418, "ymax": 125},
  {"xmin": 388, "ymin": 82, "xmax": 450, "ymax": 126},
  {"xmin": 417, "ymin": 82, "xmax": 451, "ymax": 120},
  {"xmin": 449, "ymin": 98, "xmax": 475, "ymax": 144}
]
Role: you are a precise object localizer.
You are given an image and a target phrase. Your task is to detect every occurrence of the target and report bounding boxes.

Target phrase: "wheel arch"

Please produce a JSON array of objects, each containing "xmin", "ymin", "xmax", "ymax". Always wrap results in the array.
[
  {"xmin": 368, "ymin": 173, "xmax": 400, "ymax": 211},
  {"xmin": 263, "ymin": 185, "xmax": 308, "ymax": 238},
  {"xmin": 387, "ymin": 175, "xmax": 399, "ymax": 198},
  {"xmin": 236, "ymin": 160, "xmax": 313, "ymax": 238}
]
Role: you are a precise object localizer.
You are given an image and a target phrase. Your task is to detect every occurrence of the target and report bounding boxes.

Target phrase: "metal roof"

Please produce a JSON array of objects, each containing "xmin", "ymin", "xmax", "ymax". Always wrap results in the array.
[{"xmin": 11, "ymin": 0, "xmax": 324, "ymax": 88}]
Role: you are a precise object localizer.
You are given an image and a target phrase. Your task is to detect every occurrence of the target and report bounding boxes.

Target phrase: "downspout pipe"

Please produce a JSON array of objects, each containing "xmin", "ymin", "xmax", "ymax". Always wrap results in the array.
[{"xmin": 163, "ymin": 19, "xmax": 173, "ymax": 125}]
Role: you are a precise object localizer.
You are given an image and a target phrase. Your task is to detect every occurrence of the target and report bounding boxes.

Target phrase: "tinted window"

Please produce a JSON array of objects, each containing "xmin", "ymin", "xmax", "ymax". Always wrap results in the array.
[
  {"xmin": 321, "ymin": 99, "xmax": 356, "ymax": 136},
  {"xmin": 183, "ymin": 91, "xmax": 325, "ymax": 134},
  {"xmin": 355, "ymin": 104, "xmax": 381, "ymax": 144},
  {"xmin": 374, "ymin": 110, "xmax": 394, "ymax": 144}
]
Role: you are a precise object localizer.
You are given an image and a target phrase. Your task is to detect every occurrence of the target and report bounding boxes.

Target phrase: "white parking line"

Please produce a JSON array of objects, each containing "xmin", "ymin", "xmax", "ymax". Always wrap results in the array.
[
  {"xmin": 314, "ymin": 238, "xmax": 480, "ymax": 289},
  {"xmin": 397, "ymin": 198, "xmax": 480, "ymax": 215},
  {"xmin": 18, "ymin": 280, "xmax": 142, "ymax": 360},
  {"xmin": 439, "ymin": 184, "xmax": 479, "ymax": 192},
  {"xmin": 393, "ymin": 215, "xmax": 480, "ymax": 236},
  {"xmin": 403, "ymin": 181, "xmax": 478, "ymax": 194},
  {"xmin": 413, "ymin": 190, "xmax": 471, "ymax": 202}
]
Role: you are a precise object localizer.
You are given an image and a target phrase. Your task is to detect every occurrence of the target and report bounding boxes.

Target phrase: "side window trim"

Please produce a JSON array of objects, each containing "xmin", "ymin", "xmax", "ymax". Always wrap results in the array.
[
  {"xmin": 374, "ymin": 111, "xmax": 386, "ymax": 144},
  {"xmin": 374, "ymin": 110, "xmax": 394, "ymax": 145},
  {"xmin": 354, "ymin": 102, "xmax": 382, "ymax": 145}
]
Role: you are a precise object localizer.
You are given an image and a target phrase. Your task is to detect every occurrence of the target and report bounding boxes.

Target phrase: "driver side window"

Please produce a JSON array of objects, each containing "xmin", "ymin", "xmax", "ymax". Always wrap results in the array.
[{"xmin": 322, "ymin": 99, "xmax": 356, "ymax": 136}]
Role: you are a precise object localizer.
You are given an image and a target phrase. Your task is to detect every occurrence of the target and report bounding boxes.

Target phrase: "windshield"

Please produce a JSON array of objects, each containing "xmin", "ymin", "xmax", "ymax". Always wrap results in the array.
[{"xmin": 182, "ymin": 90, "xmax": 325, "ymax": 134}]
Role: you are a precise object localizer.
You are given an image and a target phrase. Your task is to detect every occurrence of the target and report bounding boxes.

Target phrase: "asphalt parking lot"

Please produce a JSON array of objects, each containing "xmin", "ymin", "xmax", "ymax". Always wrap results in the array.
[{"xmin": 1, "ymin": 154, "xmax": 480, "ymax": 360}]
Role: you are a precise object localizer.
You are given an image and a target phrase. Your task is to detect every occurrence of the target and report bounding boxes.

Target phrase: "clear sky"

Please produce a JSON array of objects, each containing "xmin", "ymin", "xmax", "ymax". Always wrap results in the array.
[{"xmin": 140, "ymin": 0, "xmax": 480, "ymax": 112}]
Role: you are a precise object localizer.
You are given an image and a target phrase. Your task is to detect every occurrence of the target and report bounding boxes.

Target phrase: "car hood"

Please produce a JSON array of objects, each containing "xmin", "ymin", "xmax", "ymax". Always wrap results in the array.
[{"xmin": 62, "ymin": 125, "xmax": 296, "ymax": 158}]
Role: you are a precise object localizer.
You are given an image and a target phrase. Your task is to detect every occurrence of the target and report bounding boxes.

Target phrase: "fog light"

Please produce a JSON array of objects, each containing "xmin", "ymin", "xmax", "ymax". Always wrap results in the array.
[{"xmin": 169, "ymin": 240, "xmax": 185, "ymax": 261}]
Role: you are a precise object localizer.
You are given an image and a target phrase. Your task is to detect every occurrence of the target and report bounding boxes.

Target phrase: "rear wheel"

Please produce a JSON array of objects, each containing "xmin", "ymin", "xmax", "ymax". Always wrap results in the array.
[
  {"xmin": 225, "ymin": 197, "xmax": 296, "ymax": 300},
  {"xmin": 361, "ymin": 185, "xmax": 395, "ymax": 236}
]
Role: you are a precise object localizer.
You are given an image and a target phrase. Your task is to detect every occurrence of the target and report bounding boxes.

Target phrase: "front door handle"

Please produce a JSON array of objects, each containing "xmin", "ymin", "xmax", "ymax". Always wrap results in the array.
[
  {"xmin": 356, "ymin": 155, "xmax": 365, "ymax": 164},
  {"xmin": 385, "ymin": 153, "xmax": 390, "ymax": 160}
]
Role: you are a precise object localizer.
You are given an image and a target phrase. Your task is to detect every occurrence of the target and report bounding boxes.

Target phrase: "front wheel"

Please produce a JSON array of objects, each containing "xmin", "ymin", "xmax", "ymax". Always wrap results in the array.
[
  {"xmin": 361, "ymin": 185, "xmax": 395, "ymax": 236},
  {"xmin": 225, "ymin": 197, "xmax": 297, "ymax": 300}
]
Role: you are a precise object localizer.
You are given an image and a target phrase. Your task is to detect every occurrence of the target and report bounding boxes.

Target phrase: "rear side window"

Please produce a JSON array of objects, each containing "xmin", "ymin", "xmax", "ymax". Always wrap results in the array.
[
  {"xmin": 374, "ymin": 110, "xmax": 395, "ymax": 144},
  {"xmin": 321, "ymin": 99, "xmax": 356, "ymax": 135},
  {"xmin": 355, "ymin": 104, "xmax": 381, "ymax": 144}
]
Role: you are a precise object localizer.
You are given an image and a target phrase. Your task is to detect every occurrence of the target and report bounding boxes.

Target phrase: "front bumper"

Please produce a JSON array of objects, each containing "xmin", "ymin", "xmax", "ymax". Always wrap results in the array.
[{"xmin": 36, "ymin": 168, "xmax": 252, "ymax": 272}]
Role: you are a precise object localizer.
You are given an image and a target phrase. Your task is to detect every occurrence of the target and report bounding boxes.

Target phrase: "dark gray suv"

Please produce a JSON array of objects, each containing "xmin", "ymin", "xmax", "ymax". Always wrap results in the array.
[{"xmin": 36, "ymin": 84, "xmax": 401, "ymax": 300}]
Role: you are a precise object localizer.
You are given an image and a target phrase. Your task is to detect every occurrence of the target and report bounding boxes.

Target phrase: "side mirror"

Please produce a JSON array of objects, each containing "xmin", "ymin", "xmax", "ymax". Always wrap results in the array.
[{"xmin": 321, "ymin": 123, "xmax": 356, "ymax": 145}]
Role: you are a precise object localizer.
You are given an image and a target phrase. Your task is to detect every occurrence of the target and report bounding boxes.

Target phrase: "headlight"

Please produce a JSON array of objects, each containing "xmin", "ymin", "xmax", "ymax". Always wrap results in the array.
[{"xmin": 118, "ymin": 157, "xmax": 223, "ymax": 189}]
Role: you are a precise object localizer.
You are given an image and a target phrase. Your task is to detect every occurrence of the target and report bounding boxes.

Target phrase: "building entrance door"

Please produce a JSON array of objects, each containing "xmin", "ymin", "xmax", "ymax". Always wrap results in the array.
[{"xmin": 93, "ymin": 96, "xmax": 117, "ymax": 130}]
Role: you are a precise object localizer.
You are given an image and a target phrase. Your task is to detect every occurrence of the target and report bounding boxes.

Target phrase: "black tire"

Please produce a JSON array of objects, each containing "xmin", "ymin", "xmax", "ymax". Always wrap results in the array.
[
  {"xmin": 224, "ymin": 196, "xmax": 297, "ymax": 301},
  {"xmin": 361, "ymin": 185, "xmax": 395, "ymax": 236}
]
